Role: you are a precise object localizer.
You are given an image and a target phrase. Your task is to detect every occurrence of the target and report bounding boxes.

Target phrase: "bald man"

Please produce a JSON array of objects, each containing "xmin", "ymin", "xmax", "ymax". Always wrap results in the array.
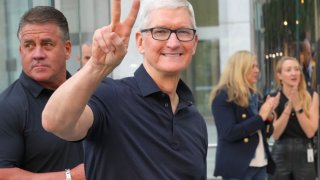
[
  {"xmin": 300, "ymin": 39, "xmax": 316, "ymax": 92},
  {"xmin": 77, "ymin": 43, "xmax": 92, "ymax": 67}
]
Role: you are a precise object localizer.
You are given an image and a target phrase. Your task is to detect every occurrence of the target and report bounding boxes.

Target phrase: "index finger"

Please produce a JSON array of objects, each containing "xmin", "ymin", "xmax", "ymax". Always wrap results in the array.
[
  {"xmin": 123, "ymin": 0, "xmax": 140, "ymax": 29},
  {"xmin": 111, "ymin": 0, "xmax": 121, "ymax": 29}
]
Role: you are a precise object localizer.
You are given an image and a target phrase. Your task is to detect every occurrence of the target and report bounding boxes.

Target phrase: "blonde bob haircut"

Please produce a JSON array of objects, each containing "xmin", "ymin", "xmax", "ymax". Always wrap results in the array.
[
  {"xmin": 210, "ymin": 50, "xmax": 258, "ymax": 107},
  {"xmin": 275, "ymin": 56, "xmax": 311, "ymax": 118}
]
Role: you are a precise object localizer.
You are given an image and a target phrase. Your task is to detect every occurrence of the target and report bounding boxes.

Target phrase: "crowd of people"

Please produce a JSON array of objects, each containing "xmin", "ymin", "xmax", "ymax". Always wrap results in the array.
[{"xmin": 0, "ymin": 0, "xmax": 318, "ymax": 180}]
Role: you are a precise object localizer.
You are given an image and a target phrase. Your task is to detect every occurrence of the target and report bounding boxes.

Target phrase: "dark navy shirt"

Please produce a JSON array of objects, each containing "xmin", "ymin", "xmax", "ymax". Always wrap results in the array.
[
  {"xmin": 85, "ymin": 65, "xmax": 208, "ymax": 180},
  {"xmin": 0, "ymin": 71, "xmax": 83, "ymax": 172}
]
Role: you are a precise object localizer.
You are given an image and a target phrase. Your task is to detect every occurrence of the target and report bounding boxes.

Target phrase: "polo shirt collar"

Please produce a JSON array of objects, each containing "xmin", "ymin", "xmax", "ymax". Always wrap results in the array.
[
  {"xmin": 19, "ymin": 71, "xmax": 71, "ymax": 98},
  {"xmin": 134, "ymin": 65, "xmax": 194, "ymax": 104},
  {"xmin": 134, "ymin": 65, "xmax": 160, "ymax": 97}
]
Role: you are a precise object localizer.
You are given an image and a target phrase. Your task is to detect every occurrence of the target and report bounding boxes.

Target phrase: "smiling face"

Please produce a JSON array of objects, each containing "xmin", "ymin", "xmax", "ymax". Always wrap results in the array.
[
  {"xmin": 19, "ymin": 23, "xmax": 71, "ymax": 89},
  {"xmin": 277, "ymin": 58, "xmax": 301, "ymax": 88},
  {"xmin": 136, "ymin": 7, "xmax": 198, "ymax": 76}
]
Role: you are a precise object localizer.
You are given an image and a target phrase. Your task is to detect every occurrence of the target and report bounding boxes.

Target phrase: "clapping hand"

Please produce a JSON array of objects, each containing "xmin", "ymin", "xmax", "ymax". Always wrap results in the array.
[
  {"xmin": 259, "ymin": 92, "xmax": 280, "ymax": 121},
  {"xmin": 289, "ymin": 86, "xmax": 300, "ymax": 109}
]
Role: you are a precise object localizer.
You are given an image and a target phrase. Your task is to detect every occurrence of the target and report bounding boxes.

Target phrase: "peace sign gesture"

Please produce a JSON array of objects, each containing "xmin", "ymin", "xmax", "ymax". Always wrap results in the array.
[{"xmin": 91, "ymin": 0, "xmax": 140, "ymax": 71}]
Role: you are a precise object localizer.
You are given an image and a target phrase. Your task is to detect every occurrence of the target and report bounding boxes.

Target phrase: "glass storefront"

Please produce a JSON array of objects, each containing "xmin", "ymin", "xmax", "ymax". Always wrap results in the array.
[{"xmin": 254, "ymin": 0, "xmax": 319, "ymax": 94}]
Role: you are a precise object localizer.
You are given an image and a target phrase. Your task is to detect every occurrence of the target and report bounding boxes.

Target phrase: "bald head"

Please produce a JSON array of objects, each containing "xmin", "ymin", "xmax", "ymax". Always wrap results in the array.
[
  {"xmin": 301, "ymin": 39, "xmax": 311, "ymax": 66},
  {"xmin": 78, "ymin": 43, "xmax": 92, "ymax": 66}
]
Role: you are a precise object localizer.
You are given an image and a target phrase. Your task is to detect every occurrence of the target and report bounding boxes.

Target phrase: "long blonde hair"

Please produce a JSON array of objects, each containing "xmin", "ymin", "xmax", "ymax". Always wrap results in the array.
[
  {"xmin": 275, "ymin": 56, "xmax": 311, "ymax": 118},
  {"xmin": 210, "ymin": 50, "xmax": 258, "ymax": 107}
]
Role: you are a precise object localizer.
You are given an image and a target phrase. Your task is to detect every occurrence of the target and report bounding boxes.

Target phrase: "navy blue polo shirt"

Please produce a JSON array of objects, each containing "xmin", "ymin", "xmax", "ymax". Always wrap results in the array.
[
  {"xmin": 0, "ymin": 71, "xmax": 84, "ymax": 172},
  {"xmin": 85, "ymin": 65, "xmax": 208, "ymax": 180}
]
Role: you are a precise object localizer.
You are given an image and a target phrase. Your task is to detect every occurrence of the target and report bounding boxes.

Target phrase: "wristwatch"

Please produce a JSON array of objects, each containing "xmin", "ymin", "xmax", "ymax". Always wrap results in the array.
[
  {"xmin": 295, "ymin": 108, "xmax": 303, "ymax": 114},
  {"xmin": 65, "ymin": 169, "xmax": 72, "ymax": 180}
]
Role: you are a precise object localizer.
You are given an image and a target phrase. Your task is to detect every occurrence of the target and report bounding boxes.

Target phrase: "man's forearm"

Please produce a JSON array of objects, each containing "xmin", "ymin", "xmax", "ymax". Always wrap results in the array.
[
  {"xmin": 0, "ymin": 163, "xmax": 85, "ymax": 180},
  {"xmin": 42, "ymin": 60, "xmax": 106, "ymax": 141},
  {"xmin": 0, "ymin": 168, "xmax": 64, "ymax": 180}
]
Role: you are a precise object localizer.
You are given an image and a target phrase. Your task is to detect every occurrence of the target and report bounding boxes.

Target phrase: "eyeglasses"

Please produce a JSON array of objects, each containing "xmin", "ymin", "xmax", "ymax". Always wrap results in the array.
[{"xmin": 140, "ymin": 27, "xmax": 196, "ymax": 42}]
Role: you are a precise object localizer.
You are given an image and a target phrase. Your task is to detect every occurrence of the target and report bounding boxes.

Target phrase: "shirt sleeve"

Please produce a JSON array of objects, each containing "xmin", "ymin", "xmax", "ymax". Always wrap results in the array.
[{"xmin": 0, "ymin": 102, "xmax": 24, "ymax": 168}]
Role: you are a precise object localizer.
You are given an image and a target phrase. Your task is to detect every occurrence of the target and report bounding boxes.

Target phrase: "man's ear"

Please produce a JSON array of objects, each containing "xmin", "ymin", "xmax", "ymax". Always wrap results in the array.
[
  {"xmin": 192, "ymin": 34, "xmax": 198, "ymax": 55},
  {"xmin": 136, "ymin": 32, "xmax": 145, "ymax": 54},
  {"xmin": 65, "ymin": 40, "xmax": 72, "ymax": 60}
]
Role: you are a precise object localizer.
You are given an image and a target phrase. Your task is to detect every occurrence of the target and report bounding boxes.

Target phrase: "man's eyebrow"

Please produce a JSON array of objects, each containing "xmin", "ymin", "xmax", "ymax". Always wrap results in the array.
[
  {"xmin": 22, "ymin": 39, "xmax": 33, "ymax": 42},
  {"xmin": 41, "ymin": 38, "xmax": 54, "ymax": 42}
]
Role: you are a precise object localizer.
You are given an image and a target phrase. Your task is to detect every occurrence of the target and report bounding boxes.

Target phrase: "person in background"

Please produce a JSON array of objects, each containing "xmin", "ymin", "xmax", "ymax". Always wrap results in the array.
[
  {"xmin": 77, "ymin": 42, "xmax": 92, "ymax": 67},
  {"xmin": 210, "ymin": 50, "xmax": 279, "ymax": 179},
  {"xmin": 42, "ymin": 0, "xmax": 208, "ymax": 179},
  {"xmin": 300, "ymin": 38, "xmax": 316, "ymax": 92},
  {"xmin": 269, "ymin": 56, "xmax": 319, "ymax": 180},
  {"xmin": 0, "ymin": 6, "xmax": 85, "ymax": 180}
]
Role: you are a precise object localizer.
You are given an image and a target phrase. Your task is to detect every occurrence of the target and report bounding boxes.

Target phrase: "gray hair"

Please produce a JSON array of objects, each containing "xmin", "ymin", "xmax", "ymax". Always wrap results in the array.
[
  {"xmin": 138, "ymin": 0, "xmax": 196, "ymax": 30},
  {"xmin": 17, "ymin": 6, "xmax": 70, "ymax": 41}
]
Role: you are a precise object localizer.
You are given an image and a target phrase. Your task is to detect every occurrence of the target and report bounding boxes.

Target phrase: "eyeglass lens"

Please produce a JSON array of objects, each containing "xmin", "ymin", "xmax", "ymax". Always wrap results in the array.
[{"xmin": 151, "ymin": 28, "xmax": 195, "ymax": 41}]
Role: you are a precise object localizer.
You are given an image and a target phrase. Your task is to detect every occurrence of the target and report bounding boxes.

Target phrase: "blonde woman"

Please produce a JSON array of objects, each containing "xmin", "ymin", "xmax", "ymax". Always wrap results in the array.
[
  {"xmin": 210, "ymin": 50, "xmax": 279, "ymax": 179},
  {"xmin": 269, "ymin": 56, "xmax": 319, "ymax": 180}
]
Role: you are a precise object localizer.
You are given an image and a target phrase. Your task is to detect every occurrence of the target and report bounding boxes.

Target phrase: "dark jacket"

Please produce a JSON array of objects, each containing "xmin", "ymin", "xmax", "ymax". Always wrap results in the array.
[{"xmin": 211, "ymin": 90, "xmax": 275, "ymax": 178}]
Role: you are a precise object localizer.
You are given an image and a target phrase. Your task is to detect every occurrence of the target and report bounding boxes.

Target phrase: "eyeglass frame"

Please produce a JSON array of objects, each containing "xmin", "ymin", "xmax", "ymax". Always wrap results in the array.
[{"xmin": 140, "ymin": 27, "xmax": 197, "ymax": 42}]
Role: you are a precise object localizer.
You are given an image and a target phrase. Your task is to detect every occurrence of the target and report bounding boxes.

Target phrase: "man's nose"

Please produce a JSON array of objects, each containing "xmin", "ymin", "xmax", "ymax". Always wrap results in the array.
[
  {"xmin": 32, "ymin": 46, "xmax": 46, "ymax": 60},
  {"xmin": 166, "ymin": 33, "xmax": 180, "ymax": 47}
]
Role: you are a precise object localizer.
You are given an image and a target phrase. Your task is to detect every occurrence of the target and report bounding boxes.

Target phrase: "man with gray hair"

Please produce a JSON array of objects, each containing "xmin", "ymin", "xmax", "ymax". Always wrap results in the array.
[{"xmin": 42, "ymin": 0, "xmax": 208, "ymax": 179}]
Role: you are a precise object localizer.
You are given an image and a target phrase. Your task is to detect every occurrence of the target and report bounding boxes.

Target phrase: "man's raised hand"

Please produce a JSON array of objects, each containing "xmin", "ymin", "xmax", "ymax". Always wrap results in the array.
[{"xmin": 91, "ymin": 0, "xmax": 140, "ymax": 69}]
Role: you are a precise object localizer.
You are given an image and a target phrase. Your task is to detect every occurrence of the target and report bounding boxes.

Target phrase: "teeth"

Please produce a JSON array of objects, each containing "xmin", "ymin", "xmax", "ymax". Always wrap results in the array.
[{"xmin": 163, "ymin": 53, "xmax": 181, "ymax": 56}]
